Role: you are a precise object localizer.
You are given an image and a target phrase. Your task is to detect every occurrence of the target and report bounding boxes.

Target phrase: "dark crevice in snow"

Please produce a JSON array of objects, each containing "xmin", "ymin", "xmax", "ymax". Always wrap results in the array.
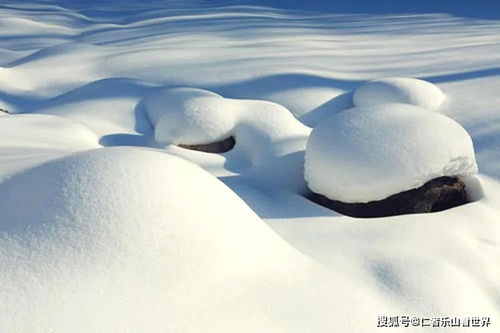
[
  {"xmin": 177, "ymin": 136, "xmax": 235, "ymax": 153},
  {"xmin": 307, "ymin": 176, "xmax": 470, "ymax": 218}
]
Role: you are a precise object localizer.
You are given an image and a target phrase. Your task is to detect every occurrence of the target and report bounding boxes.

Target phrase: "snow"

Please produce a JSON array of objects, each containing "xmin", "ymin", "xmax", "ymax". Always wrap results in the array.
[
  {"xmin": 0, "ymin": 114, "xmax": 98, "ymax": 152},
  {"xmin": 353, "ymin": 77, "xmax": 446, "ymax": 110},
  {"xmin": 147, "ymin": 87, "xmax": 310, "ymax": 146},
  {"xmin": 1, "ymin": 0, "xmax": 500, "ymax": 331},
  {"xmin": 148, "ymin": 87, "xmax": 311, "ymax": 172},
  {"xmin": 0, "ymin": 147, "xmax": 381, "ymax": 332},
  {"xmin": 145, "ymin": 87, "xmax": 237, "ymax": 144},
  {"xmin": 305, "ymin": 103, "xmax": 478, "ymax": 203},
  {"xmin": 0, "ymin": 113, "xmax": 100, "ymax": 181}
]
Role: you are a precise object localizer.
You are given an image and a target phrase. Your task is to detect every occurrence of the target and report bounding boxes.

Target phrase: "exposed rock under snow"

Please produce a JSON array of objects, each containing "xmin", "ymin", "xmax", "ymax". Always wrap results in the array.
[{"xmin": 309, "ymin": 176, "xmax": 468, "ymax": 217}]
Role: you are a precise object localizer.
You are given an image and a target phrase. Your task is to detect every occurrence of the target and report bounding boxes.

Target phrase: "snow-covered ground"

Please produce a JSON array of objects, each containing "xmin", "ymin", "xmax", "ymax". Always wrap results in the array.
[{"xmin": 1, "ymin": 0, "xmax": 499, "ymax": 331}]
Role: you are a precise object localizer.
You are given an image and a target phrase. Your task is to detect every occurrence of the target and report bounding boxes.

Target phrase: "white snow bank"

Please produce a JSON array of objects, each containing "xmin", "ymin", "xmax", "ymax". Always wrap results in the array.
[
  {"xmin": 1, "ymin": 43, "xmax": 106, "ymax": 96},
  {"xmin": 353, "ymin": 78, "xmax": 446, "ymax": 110},
  {"xmin": 0, "ymin": 114, "xmax": 98, "ymax": 151},
  {"xmin": 35, "ymin": 78, "xmax": 156, "ymax": 139},
  {"xmin": 144, "ymin": 87, "xmax": 311, "ymax": 167},
  {"xmin": 0, "ymin": 114, "xmax": 100, "ymax": 180},
  {"xmin": 0, "ymin": 147, "xmax": 311, "ymax": 331},
  {"xmin": 305, "ymin": 103, "xmax": 478, "ymax": 203}
]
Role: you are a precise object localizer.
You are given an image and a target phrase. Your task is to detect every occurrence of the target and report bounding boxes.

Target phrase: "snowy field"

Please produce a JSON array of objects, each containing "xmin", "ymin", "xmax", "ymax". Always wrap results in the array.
[{"xmin": 1, "ymin": 0, "xmax": 500, "ymax": 331}]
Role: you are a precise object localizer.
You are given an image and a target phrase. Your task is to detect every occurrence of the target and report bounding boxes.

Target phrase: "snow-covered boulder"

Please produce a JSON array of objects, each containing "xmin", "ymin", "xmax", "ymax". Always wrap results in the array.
[
  {"xmin": 144, "ymin": 88, "xmax": 233, "ymax": 145},
  {"xmin": 353, "ymin": 78, "xmax": 445, "ymax": 110},
  {"xmin": 143, "ymin": 87, "xmax": 311, "ymax": 166},
  {"xmin": 304, "ymin": 103, "xmax": 478, "ymax": 204}
]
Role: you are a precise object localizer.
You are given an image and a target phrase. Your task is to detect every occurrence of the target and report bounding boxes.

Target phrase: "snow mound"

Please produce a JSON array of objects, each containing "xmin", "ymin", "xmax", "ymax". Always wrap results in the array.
[
  {"xmin": 0, "ymin": 114, "xmax": 100, "ymax": 179},
  {"xmin": 143, "ymin": 87, "xmax": 311, "ymax": 167},
  {"xmin": 0, "ymin": 114, "xmax": 99, "ymax": 152},
  {"xmin": 305, "ymin": 103, "xmax": 478, "ymax": 203},
  {"xmin": 353, "ymin": 77, "xmax": 446, "ymax": 110},
  {"xmin": 144, "ymin": 87, "xmax": 234, "ymax": 145},
  {"xmin": 35, "ymin": 78, "xmax": 156, "ymax": 139},
  {"xmin": 0, "ymin": 147, "xmax": 309, "ymax": 331}
]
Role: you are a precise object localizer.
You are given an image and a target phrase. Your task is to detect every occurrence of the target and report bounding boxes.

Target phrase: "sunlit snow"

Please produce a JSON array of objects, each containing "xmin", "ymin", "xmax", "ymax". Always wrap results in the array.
[{"xmin": 1, "ymin": 0, "xmax": 499, "ymax": 331}]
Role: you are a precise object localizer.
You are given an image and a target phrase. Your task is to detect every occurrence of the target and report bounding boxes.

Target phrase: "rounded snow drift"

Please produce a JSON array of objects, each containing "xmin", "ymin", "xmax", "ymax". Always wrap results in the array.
[
  {"xmin": 353, "ymin": 77, "xmax": 445, "ymax": 110},
  {"xmin": 146, "ymin": 88, "xmax": 235, "ymax": 146},
  {"xmin": 0, "ymin": 147, "xmax": 298, "ymax": 331},
  {"xmin": 0, "ymin": 147, "xmax": 276, "ymax": 248},
  {"xmin": 304, "ymin": 103, "xmax": 477, "ymax": 204},
  {"xmin": 0, "ymin": 113, "xmax": 99, "ymax": 152}
]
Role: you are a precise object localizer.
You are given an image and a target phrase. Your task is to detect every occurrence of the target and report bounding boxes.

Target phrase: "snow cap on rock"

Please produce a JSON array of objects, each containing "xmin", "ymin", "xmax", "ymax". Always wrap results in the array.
[
  {"xmin": 304, "ymin": 103, "xmax": 477, "ymax": 203},
  {"xmin": 143, "ymin": 87, "xmax": 311, "ymax": 169}
]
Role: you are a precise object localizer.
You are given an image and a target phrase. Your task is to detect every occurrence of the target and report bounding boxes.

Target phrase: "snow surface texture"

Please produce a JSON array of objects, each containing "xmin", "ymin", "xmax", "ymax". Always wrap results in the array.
[
  {"xmin": 305, "ymin": 103, "xmax": 478, "ymax": 203},
  {"xmin": 1, "ymin": 0, "xmax": 500, "ymax": 332},
  {"xmin": 353, "ymin": 77, "xmax": 446, "ymax": 110}
]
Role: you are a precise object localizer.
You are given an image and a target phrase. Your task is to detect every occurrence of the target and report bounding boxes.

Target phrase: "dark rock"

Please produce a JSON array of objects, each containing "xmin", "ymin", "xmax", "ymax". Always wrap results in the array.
[
  {"xmin": 0, "ymin": 107, "xmax": 9, "ymax": 114},
  {"xmin": 178, "ymin": 136, "xmax": 235, "ymax": 153},
  {"xmin": 308, "ymin": 176, "xmax": 468, "ymax": 218}
]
